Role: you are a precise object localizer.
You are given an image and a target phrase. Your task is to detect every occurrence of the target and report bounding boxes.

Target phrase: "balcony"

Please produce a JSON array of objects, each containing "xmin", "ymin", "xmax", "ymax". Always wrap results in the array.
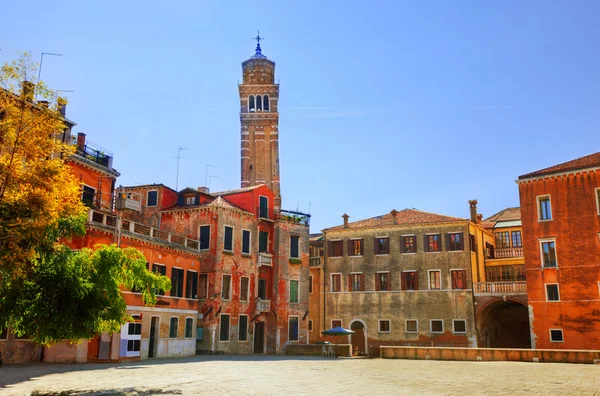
[
  {"xmin": 473, "ymin": 281, "xmax": 527, "ymax": 295},
  {"xmin": 279, "ymin": 209, "xmax": 311, "ymax": 226},
  {"xmin": 310, "ymin": 257, "xmax": 323, "ymax": 267},
  {"xmin": 256, "ymin": 299, "xmax": 271, "ymax": 313},
  {"xmin": 74, "ymin": 139, "xmax": 113, "ymax": 169},
  {"xmin": 87, "ymin": 209, "xmax": 200, "ymax": 251},
  {"xmin": 491, "ymin": 248, "xmax": 524, "ymax": 259},
  {"xmin": 258, "ymin": 253, "xmax": 272, "ymax": 266}
]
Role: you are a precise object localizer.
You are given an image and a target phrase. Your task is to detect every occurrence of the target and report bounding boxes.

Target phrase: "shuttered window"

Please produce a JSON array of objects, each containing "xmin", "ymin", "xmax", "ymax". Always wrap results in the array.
[
  {"xmin": 447, "ymin": 233, "xmax": 464, "ymax": 251},
  {"xmin": 348, "ymin": 239, "xmax": 363, "ymax": 256},
  {"xmin": 401, "ymin": 271, "xmax": 418, "ymax": 291},
  {"xmin": 240, "ymin": 277, "xmax": 249, "ymax": 302},
  {"xmin": 169, "ymin": 317, "xmax": 178, "ymax": 338},
  {"xmin": 328, "ymin": 240, "xmax": 343, "ymax": 257},
  {"xmin": 288, "ymin": 316, "xmax": 299, "ymax": 341},
  {"xmin": 239, "ymin": 315, "xmax": 248, "ymax": 341},
  {"xmin": 425, "ymin": 235, "xmax": 441, "ymax": 252},
  {"xmin": 290, "ymin": 280, "xmax": 299, "ymax": 303},
  {"xmin": 401, "ymin": 236, "xmax": 416, "ymax": 253},
  {"xmin": 376, "ymin": 272, "xmax": 390, "ymax": 291},
  {"xmin": 152, "ymin": 264, "xmax": 166, "ymax": 295},
  {"xmin": 348, "ymin": 273, "xmax": 365, "ymax": 292},
  {"xmin": 222, "ymin": 274, "xmax": 232, "ymax": 300},
  {"xmin": 374, "ymin": 237, "xmax": 389, "ymax": 255},
  {"xmin": 331, "ymin": 274, "xmax": 342, "ymax": 292},
  {"xmin": 185, "ymin": 318, "xmax": 194, "ymax": 338},
  {"xmin": 259, "ymin": 231, "xmax": 269, "ymax": 253},
  {"xmin": 451, "ymin": 269, "xmax": 467, "ymax": 289}
]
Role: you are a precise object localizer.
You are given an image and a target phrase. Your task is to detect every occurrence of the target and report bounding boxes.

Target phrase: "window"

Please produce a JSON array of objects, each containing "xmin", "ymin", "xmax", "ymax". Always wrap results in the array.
[
  {"xmin": 82, "ymin": 185, "xmax": 95, "ymax": 207},
  {"xmin": 259, "ymin": 231, "xmax": 269, "ymax": 253},
  {"xmin": 426, "ymin": 234, "xmax": 441, "ymax": 252},
  {"xmin": 290, "ymin": 235, "xmax": 300, "ymax": 258},
  {"xmin": 469, "ymin": 234, "xmax": 476, "ymax": 252},
  {"xmin": 185, "ymin": 270, "xmax": 198, "ymax": 299},
  {"xmin": 596, "ymin": 188, "xmax": 600, "ymax": 215},
  {"xmin": 510, "ymin": 231, "xmax": 522, "ymax": 248},
  {"xmin": 540, "ymin": 240, "xmax": 557, "ymax": 268},
  {"xmin": 309, "ymin": 275, "xmax": 313, "ymax": 294},
  {"xmin": 147, "ymin": 190, "xmax": 158, "ymax": 207},
  {"xmin": 428, "ymin": 270, "xmax": 441, "ymax": 290},
  {"xmin": 220, "ymin": 314, "xmax": 230, "ymax": 341},
  {"xmin": 308, "ymin": 320, "xmax": 313, "ymax": 332},
  {"xmin": 224, "ymin": 226, "xmax": 233, "ymax": 252},
  {"xmin": 378, "ymin": 320, "xmax": 391, "ymax": 333},
  {"xmin": 405, "ymin": 320, "xmax": 418, "ymax": 333},
  {"xmin": 332, "ymin": 320, "xmax": 342, "ymax": 328},
  {"xmin": 242, "ymin": 230, "xmax": 251, "ymax": 254},
  {"xmin": 239, "ymin": 315, "xmax": 248, "ymax": 341},
  {"xmin": 125, "ymin": 322, "xmax": 141, "ymax": 354},
  {"xmin": 289, "ymin": 316, "xmax": 299, "ymax": 341},
  {"xmin": 495, "ymin": 232, "xmax": 510, "ymax": 249},
  {"xmin": 185, "ymin": 196, "xmax": 197, "ymax": 205},
  {"xmin": 430, "ymin": 320, "xmax": 444, "ymax": 333},
  {"xmin": 374, "ymin": 237, "xmax": 389, "ymax": 255},
  {"xmin": 199, "ymin": 225, "xmax": 210, "ymax": 250},
  {"xmin": 222, "ymin": 274, "xmax": 232, "ymax": 300},
  {"xmin": 486, "ymin": 265, "xmax": 526, "ymax": 282},
  {"xmin": 546, "ymin": 284, "xmax": 560, "ymax": 301},
  {"xmin": 263, "ymin": 95, "xmax": 270, "ymax": 111},
  {"xmin": 258, "ymin": 278, "xmax": 267, "ymax": 299},
  {"xmin": 331, "ymin": 273, "xmax": 342, "ymax": 292},
  {"xmin": 550, "ymin": 329, "xmax": 563, "ymax": 342},
  {"xmin": 447, "ymin": 233, "xmax": 464, "ymax": 251},
  {"xmin": 259, "ymin": 196, "xmax": 269, "ymax": 219},
  {"xmin": 401, "ymin": 235, "xmax": 416, "ymax": 253},
  {"xmin": 185, "ymin": 318, "xmax": 194, "ymax": 338},
  {"xmin": 152, "ymin": 264, "xmax": 166, "ymax": 295},
  {"xmin": 329, "ymin": 240, "xmax": 343, "ymax": 257},
  {"xmin": 249, "ymin": 95, "xmax": 255, "ymax": 111},
  {"xmin": 401, "ymin": 271, "xmax": 418, "ymax": 291},
  {"xmin": 290, "ymin": 280, "xmax": 299, "ymax": 303},
  {"xmin": 240, "ymin": 277, "xmax": 250, "ymax": 302},
  {"xmin": 376, "ymin": 272, "xmax": 390, "ymax": 291},
  {"xmin": 453, "ymin": 320, "xmax": 467, "ymax": 334},
  {"xmin": 349, "ymin": 273, "xmax": 365, "ymax": 292},
  {"xmin": 348, "ymin": 239, "xmax": 363, "ymax": 256},
  {"xmin": 451, "ymin": 269, "xmax": 467, "ymax": 290},
  {"xmin": 198, "ymin": 273, "xmax": 208, "ymax": 299},
  {"xmin": 256, "ymin": 95, "xmax": 262, "ymax": 111},
  {"xmin": 169, "ymin": 317, "xmax": 178, "ymax": 338},
  {"xmin": 538, "ymin": 195, "xmax": 552, "ymax": 221},
  {"xmin": 171, "ymin": 267, "xmax": 184, "ymax": 298}
]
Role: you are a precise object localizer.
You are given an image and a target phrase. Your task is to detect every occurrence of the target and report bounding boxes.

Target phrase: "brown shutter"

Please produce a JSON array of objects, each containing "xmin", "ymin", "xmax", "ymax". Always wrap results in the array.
[
  {"xmin": 327, "ymin": 241, "xmax": 332, "ymax": 257},
  {"xmin": 360, "ymin": 274, "xmax": 365, "ymax": 291},
  {"xmin": 414, "ymin": 271, "xmax": 419, "ymax": 290},
  {"xmin": 413, "ymin": 236, "xmax": 417, "ymax": 252},
  {"xmin": 347, "ymin": 239, "xmax": 353, "ymax": 256},
  {"xmin": 401, "ymin": 272, "xmax": 406, "ymax": 290},
  {"xmin": 348, "ymin": 275, "xmax": 352, "ymax": 291},
  {"xmin": 424, "ymin": 235, "xmax": 429, "ymax": 252},
  {"xmin": 451, "ymin": 271, "xmax": 457, "ymax": 289},
  {"xmin": 459, "ymin": 232, "xmax": 465, "ymax": 251},
  {"xmin": 360, "ymin": 239, "xmax": 364, "ymax": 255},
  {"xmin": 375, "ymin": 274, "xmax": 380, "ymax": 291},
  {"xmin": 384, "ymin": 238, "xmax": 389, "ymax": 254},
  {"xmin": 445, "ymin": 233, "xmax": 450, "ymax": 251},
  {"xmin": 461, "ymin": 269, "xmax": 467, "ymax": 289},
  {"xmin": 373, "ymin": 238, "xmax": 379, "ymax": 255}
]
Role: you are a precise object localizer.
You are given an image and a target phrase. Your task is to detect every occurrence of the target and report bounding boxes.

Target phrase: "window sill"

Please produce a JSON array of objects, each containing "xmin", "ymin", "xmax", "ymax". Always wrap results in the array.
[
  {"xmin": 375, "ymin": 254, "xmax": 390, "ymax": 256},
  {"xmin": 223, "ymin": 250, "xmax": 234, "ymax": 255},
  {"xmin": 402, "ymin": 252, "xmax": 416, "ymax": 255},
  {"xmin": 289, "ymin": 257, "xmax": 302, "ymax": 264},
  {"xmin": 348, "ymin": 255, "xmax": 363, "ymax": 258},
  {"xmin": 241, "ymin": 253, "xmax": 252, "ymax": 258},
  {"xmin": 448, "ymin": 250, "xmax": 463, "ymax": 253},
  {"xmin": 378, "ymin": 331, "xmax": 391, "ymax": 334},
  {"xmin": 538, "ymin": 219, "xmax": 553, "ymax": 222},
  {"xmin": 426, "ymin": 251, "xmax": 442, "ymax": 254},
  {"xmin": 453, "ymin": 332, "xmax": 467, "ymax": 335}
]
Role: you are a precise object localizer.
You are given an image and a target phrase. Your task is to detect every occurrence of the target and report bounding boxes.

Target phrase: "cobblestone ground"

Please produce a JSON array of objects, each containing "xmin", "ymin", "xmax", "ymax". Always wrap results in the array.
[{"xmin": 1, "ymin": 356, "xmax": 600, "ymax": 395}]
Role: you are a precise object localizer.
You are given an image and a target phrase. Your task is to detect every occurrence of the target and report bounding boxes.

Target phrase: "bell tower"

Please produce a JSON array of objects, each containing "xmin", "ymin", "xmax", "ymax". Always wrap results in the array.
[{"xmin": 239, "ymin": 32, "xmax": 281, "ymax": 211}]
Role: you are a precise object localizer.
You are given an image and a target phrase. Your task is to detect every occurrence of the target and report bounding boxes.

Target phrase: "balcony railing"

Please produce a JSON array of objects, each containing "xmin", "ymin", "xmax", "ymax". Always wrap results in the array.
[
  {"xmin": 473, "ymin": 281, "xmax": 527, "ymax": 295},
  {"xmin": 74, "ymin": 139, "xmax": 113, "ymax": 169},
  {"xmin": 258, "ymin": 253, "xmax": 272, "ymax": 266},
  {"xmin": 310, "ymin": 257, "xmax": 323, "ymax": 267},
  {"xmin": 279, "ymin": 209, "xmax": 311, "ymax": 226},
  {"xmin": 256, "ymin": 299, "xmax": 271, "ymax": 313},
  {"xmin": 492, "ymin": 248, "xmax": 524, "ymax": 259},
  {"xmin": 88, "ymin": 209, "xmax": 200, "ymax": 251}
]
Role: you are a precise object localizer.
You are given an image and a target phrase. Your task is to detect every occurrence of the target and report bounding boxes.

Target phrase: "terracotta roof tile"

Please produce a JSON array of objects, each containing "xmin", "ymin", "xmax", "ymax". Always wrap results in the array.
[
  {"xmin": 212, "ymin": 185, "xmax": 264, "ymax": 196},
  {"xmin": 483, "ymin": 207, "xmax": 521, "ymax": 223},
  {"xmin": 324, "ymin": 209, "xmax": 467, "ymax": 231},
  {"xmin": 518, "ymin": 152, "xmax": 600, "ymax": 180}
]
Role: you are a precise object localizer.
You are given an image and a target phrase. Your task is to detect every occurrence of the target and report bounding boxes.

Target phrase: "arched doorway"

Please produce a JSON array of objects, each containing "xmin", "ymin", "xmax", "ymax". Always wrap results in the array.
[
  {"xmin": 478, "ymin": 300, "xmax": 531, "ymax": 348},
  {"xmin": 349, "ymin": 320, "xmax": 367, "ymax": 356}
]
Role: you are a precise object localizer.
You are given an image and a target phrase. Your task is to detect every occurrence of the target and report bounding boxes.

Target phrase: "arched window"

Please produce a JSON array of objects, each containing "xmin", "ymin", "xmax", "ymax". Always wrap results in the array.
[
  {"xmin": 256, "ymin": 95, "xmax": 262, "ymax": 111},
  {"xmin": 263, "ymin": 95, "xmax": 270, "ymax": 112},
  {"xmin": 249, "ymin": 95, "xmax": 255, "ymax": 112}
]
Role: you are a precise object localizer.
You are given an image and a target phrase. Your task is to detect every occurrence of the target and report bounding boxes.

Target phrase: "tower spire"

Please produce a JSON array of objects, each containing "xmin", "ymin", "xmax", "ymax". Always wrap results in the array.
[{"xmin": 253, "ymin": 30, "xmax": 264, "ymax": 56}]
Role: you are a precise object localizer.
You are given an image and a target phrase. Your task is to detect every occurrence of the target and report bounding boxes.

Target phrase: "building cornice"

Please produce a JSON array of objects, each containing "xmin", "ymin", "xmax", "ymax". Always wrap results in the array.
[{"xmin": 516, "ymin": 165, "xmax": 600, "ymax": 184}]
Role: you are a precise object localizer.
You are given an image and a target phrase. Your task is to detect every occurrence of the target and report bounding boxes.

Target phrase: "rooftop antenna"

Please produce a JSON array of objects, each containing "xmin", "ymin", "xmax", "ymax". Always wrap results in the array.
[
  {"xmin": 174, "ymin": 147, "xmax": 187, "ymax": 191},
  {"xmin": 204, "ymin": 164, "xmax": 217, "ymax": 187},
  {"xmin": 36, "ymin": 52, "xmax": 62, "ymax": 100},
  {"xmin": 57, "ymin": 89, "xmax": 74, "ymax": 93},
  {"xmin": 208, "ymin": 175, "xmax": 219, "ymax": 190}
]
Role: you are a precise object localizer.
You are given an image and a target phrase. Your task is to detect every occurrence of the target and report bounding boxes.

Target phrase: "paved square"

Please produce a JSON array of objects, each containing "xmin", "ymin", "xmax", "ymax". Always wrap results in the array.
[{"xmin": 1, "ymin": 356, "xmax": 599, "ymax": 395}]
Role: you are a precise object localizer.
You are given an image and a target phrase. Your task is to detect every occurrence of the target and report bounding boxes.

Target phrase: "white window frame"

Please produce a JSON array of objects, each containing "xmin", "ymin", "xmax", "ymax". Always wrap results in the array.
[
  {"xmin": 219, "ymin": 314, "xmax": 231, "ymax": 342},
  {"xmin": 240, "ymin": 276, "xmax": 250, "ymax": 302},
  {"xmin": 288, "ymin": 315, "xmax": 300, "ymax": 342},
  {"xmin": 308, "ymin": 319, "xmax": 313, "ymax": 332},
  {"xmin": 146, "ymin": 189, "xmax": 158, "ymax": 207},
  {"xmin": 122, "ymin": 321, "xmax": 142, "ymax": 357},
  {"xmin": 258, "ymin": 195, "xmax": 269, "ymax": 218},
  {"xmin": 430, "ymin": 319, "xmax": 444, "ymax": 334},
  {"xmin": 405, "ymin": 319, "xmax": 418, "ymax": 333},
  {"xmin": 378, "ymin": 319, "xmax": 391, "ymax": 333},
  {"xmin": 289, "ymin": 279, "xmax": 300, "ymax": 303},
  {"xmin": 238, "ymin": 314, "xmax": 249, "ymax": 342},
  {"xmin": 263, "ymin": 94, "xmax": 270, "ymax": 112},
  {"xmin": 199, "ymin": 224, "xmax": 211, "ymax": 251},
  {"xmin": 248, "ymin": 95, "xmax": 255, "ymax": 112},
  {"xmin": 428, "ymin": 269, "xmax": 442, "ymax": 290},
  {"xmin": 330, "ymin": 272, "xmax": 342, "ymax": 293},
  {"xmin": 221, "ymin": 274, "xmax": 232, "ymax": 300},
  {"xmin": 223, "ymin": 225, "xmax": 234, "ymax": 252},
  {"xmin": 537, "ymin": 194, "xmax": 553, "ymax": 221},
  {"xmin": 290, "ymin": 234, "xmax": 300, "ymax": 259},
  {"xmin": 549, "ymin": 328, "xmax": 564, "ymax": 343},
  {"xmin": 595, "ymin": 187, "xmax": 600, "ymax": 215},
  {"xmin": 81, "ymin": 183, "xmax": 96, "ymax": 203},
  {"xmin": 452, "ymin": 319, "xmax": 467, "ymax": 335},
  {"xmin": 169, "ymin": 316, "xmax": 179, "ymax": 339},
  {"xmin": 184, "ymin": 317, "xmax": 195, "ymax": 338},
  {"xmin": 242, "ymin": 229, "xmax": 251, "ymax": 255},
  {"xmin": 545, "ymin": 283, "xmax": 560, "ymax": 302},
  {"xmin": 539, "ymin": 238, "xmax": 558, "ymax": 268}
]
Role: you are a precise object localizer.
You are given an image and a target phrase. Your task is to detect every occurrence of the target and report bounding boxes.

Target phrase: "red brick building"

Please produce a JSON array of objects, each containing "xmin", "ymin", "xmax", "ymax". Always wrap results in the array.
[{"xmin": 517, "ymin": 152, "xmax": 600, "ymax": 349}]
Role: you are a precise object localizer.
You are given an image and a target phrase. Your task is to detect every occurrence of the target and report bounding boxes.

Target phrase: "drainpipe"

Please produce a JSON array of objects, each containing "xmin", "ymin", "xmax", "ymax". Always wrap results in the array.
[{"xmin": 323, "ymin": 230, "xmax": 327, "ymax": 337}]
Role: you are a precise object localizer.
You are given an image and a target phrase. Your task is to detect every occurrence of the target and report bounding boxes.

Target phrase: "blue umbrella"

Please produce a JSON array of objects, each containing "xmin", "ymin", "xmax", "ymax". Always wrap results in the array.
[{"xmin": 321, "ymin": 326, "xmax": 355, "ymax": 336}]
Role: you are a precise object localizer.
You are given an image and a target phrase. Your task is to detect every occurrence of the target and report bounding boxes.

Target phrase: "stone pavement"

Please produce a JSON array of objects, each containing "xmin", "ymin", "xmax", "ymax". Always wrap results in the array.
[{"xmin": 1, "ymin": 355, "xmax": 599, "ymax": 395}]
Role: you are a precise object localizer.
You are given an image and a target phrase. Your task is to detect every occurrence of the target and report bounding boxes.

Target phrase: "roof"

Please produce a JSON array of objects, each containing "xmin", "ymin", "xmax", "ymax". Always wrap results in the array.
[
  {"xmin": 161, "ymin": 196, "xmax": 251, "ymax": 215},
  {"xmin": 518, "ymin": 152, "xmax": 600, "ymax": 180},
  {"xmin": 122, "ymin": 183, "xmax": 177, "ymax": 193},
  {"xmin": 324, "ymin": 208, "xmax": 467, "ymax": 231},
  {"xmin": 212, "ymin": 185, "xmax": 264, "ymax": 196},
  {"xmin": 484, "ymin": 207, "xmax": 521, "ymax": 223},
  {"xmin": 309, "ymin": 233, "xmax": 324, "ymax": 242},
  {"xmin": 494, "ymin": 220, "xmax": 522, "ymax": 228}
]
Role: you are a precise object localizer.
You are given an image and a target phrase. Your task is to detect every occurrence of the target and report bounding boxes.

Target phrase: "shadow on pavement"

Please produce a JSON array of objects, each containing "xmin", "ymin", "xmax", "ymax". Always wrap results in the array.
[{"xmin": 31, "ymin": 388, "xmax": 182, "ymax": 395}]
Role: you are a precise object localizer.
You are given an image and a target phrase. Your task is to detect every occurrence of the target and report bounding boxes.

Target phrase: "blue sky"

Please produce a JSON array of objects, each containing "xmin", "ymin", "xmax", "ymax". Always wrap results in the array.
[{"xmin": 2, "ymin": 1, "xmax": 599, "ymax": 232}]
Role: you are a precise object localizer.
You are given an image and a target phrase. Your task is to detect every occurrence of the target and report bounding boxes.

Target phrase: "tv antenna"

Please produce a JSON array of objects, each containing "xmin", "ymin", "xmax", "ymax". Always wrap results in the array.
[
  {"xmin": 174, "ymin": 147, "xmax": 187, "ymax": 191},
  {"xmin": 204, "ymin": 164, "xmax": 217, "ymax": 187},
  {"xmin": 36, "ymin": 52, "xmax": 62, "ymax": 100}
]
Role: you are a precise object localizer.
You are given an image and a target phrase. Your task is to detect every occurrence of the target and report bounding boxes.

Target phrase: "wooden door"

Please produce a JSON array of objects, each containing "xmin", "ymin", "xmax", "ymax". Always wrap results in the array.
[
  {"xmin": 149, "ymin": 317, "xmax": 158, "ymax": 358},
  {"xmin": 254, "ymin": 322, "xmax": 265, "ymax": 353},
  {"xmin": 351, "ymin": 322, "xmax": 365, "ymax": 356}
]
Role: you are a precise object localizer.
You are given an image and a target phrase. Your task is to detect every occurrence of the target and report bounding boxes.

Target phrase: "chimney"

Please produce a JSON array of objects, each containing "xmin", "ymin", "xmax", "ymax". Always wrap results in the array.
[
  {"xmin": 390, "ymin": 209, "xmax": 398, "ymax": 224},
  {"xmin": 77, "ymin": 132, "xmax": 86, "ymax": 150},
  {"xmin": 38, "ymin": 100, "xmax": 49, "ymax": 109},
  {"xmin": 21, "ymin": 81, "xmax": 35, "ymax": 102},
  {"xmin": 197, "ymin": 186, "xmax": 209, "ymax": 194},
  {"xmin": 342, "ymin": 213, "xmax": 349, "ymax": 228},
  {"xmin": 468, "ymin": 200, "xmax": 478, "ymax": 223},
  {"xmin": 477, "ymin": 214, "xmax": 483, "ymax": 224},
  {"xmin": 57, "ymin": 98, "xmax": 67, "ymax": 116}
]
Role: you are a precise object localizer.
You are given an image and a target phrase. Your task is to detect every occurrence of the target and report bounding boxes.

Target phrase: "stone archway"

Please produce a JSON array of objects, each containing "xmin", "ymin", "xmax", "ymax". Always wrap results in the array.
[
  {"xmin": 348, "ymin": 319, "xmax": 367, "ymax": 356},
  {"xmin": 477, "ymin": 299, "xmax": 531, "ymax": 348}
]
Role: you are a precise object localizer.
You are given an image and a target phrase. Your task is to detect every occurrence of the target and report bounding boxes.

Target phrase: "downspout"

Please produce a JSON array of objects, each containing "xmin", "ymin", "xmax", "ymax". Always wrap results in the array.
[
  {"xmin": 467, "ymin": 221, "xmax": 479, "ymax": 348},
  {"xmin": 323, "ymin": 230, "xmax": 327, "ymax": 337}
]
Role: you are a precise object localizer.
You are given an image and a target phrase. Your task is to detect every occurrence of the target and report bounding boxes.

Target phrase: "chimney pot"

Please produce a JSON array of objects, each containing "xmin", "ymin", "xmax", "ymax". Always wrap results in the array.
[
  {"xmin": 468, "ymin": 200, "xmax": 478, "ymax": 223},
  {"xmin": 77, "ymin": 132, "xmax": 86, "ymax": 151},
  {"xmin": 197, "ymin": 186, "xmax": 209, "ymax": 194},
  {"xmin": 477, "ymin": 214, "xmax": 483, "ymax": 224},
  {"xmin": 342, "ymin": 213, "xmax": 349, "ymax": 228},
  {"xmin": 390, "ymin": 209, "xmax": 398, "ymax": 224}
]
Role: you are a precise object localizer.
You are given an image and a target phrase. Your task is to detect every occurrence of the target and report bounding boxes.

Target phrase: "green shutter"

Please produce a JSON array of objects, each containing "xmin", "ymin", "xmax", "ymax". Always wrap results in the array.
[{"xmin": 290, "ymin": 280, "xmax": 299, "ymax": 303}]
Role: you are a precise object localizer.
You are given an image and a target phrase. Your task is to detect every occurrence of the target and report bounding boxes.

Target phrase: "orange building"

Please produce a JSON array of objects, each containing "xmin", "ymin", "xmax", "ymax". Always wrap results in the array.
[{"xmin": 517, "ymin": 152, "xmax": 600, "ymax": 349}]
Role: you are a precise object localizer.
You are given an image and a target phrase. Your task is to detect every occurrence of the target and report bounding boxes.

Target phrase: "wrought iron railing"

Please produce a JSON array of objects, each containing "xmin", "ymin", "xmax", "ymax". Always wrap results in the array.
[{"xmin": 73, "ymin": 139, "xmax": 113, "ymax": 168}]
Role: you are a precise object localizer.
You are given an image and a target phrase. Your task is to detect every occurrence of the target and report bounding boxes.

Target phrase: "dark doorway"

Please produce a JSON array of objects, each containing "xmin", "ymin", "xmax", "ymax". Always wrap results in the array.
[
  {"xmin": 254, "ymin": 322, "xmax": 265, "ymax": 353},
  {"xmin": 149, "ymin": 317, "xmax": 159, "ymax": 358},
  {"xmin": 350, "ymin": 321, "xmax": 366, "ymax": 356},
  {"xmin": 258, "ymin": 279, "xmax": 267, "ymax": 300},
  {"xmin": 478, "ymin": 300, "xmax": 531, "ymax": 348}
]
